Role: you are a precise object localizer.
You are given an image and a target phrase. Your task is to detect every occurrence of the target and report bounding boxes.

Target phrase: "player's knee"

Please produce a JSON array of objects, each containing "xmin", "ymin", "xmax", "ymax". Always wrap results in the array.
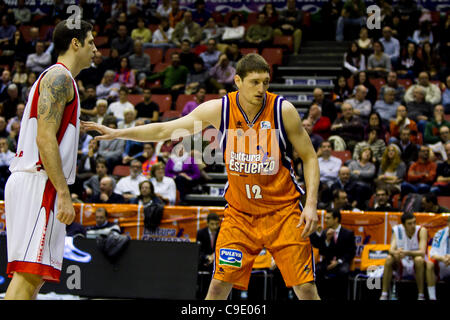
[
  {"xmin": 414, "ymin": 256, "xmax": 424, "ymax": 266},
  {"xmin": 206, "ymin": 279, "xmax": 233, "ymax": 299},
  {"xmin": 15, "ymin": 272, "xmax": 43, "ymax": 287},
  {"xmin": 293, "ymin": 281, "xmax": 319, "ymax": 300},
  {"xmin": 385, "ymin": 254, "xmax": 394, "ymax": 266}
]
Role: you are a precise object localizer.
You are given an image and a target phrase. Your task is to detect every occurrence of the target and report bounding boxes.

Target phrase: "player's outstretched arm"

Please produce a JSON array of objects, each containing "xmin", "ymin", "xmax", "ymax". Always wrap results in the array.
[
  {"xmin": 82, "ymin": 99, "xmax": 223, "ymax": 142},
  {"xmin": 281, "ymin": 100, "xmax": 319, "ymax": 238},
  {"xmin": 36, "ymin": 68, "xmax": 75, "ymax": 225}
]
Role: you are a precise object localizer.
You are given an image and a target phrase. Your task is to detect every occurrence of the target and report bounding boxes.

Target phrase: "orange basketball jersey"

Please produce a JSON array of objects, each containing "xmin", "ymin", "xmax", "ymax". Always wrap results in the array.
[{"xmin": 219, "ymin": 91, "xmax": 304, "ymax": 215}]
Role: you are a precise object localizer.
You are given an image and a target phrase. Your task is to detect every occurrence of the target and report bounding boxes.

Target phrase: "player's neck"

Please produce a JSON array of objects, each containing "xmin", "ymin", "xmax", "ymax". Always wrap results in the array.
[
  {"xmin": 57, "ymin": 55, "xmax": 81, "ymax": 78},
  {"xmin": 238, "ymin": 94, "xmax": 263, "ymax": 120}
]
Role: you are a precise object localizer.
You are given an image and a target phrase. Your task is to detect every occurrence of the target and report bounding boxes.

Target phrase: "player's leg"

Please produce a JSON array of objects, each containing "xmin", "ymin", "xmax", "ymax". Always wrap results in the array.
[
  {"xmin": 414, "ymin": 256, "xmax": 425, "ymax": 299},
  {"xmin": 4, "ymin": 272, "xmax": 44, "ymax": 300},
  {"xmin": 380, "ymin": 254, "xmax": 396, "ymax": 299},
  {"xmin": 293, "ymin": 281, "xmax": 320, "ymax": 300},
  {"xmin": 426, "ymin": 260, "xmax": 437, "ymax": 300},
  {"xmin": 205, "ymin": 279, "xmax": 234, "ymax": 300}
]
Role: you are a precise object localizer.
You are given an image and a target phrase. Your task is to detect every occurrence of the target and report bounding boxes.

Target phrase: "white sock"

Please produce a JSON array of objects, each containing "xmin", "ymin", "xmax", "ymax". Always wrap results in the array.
[
  {"xmin": 418, "ymin": 293, "xmax": 425, "ymax": 300},
  {"xmin": 380, "ymin": 291, "xmax": 388, "ymax": 299},
  {"xmin": 428, "ymin": 286, "xmax": 436, "ymax": 300}
]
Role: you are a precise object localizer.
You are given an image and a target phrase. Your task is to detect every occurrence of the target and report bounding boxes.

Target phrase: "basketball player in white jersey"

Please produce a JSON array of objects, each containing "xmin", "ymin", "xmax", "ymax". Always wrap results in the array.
[
  {"xmin": 4, "ymin": 19, "xmax": 96, "ymax": 300},
  {"xmin": 380, "ymin": 212, "xmax": 428, "ymax": 300}
]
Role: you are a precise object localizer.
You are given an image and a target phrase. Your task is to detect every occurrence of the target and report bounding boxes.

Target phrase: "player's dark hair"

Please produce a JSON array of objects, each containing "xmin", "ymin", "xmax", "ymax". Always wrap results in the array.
[
  {"xmin": 235, "ymin": 53, "xmax": 271, "ymax": 80},
  {"xmin": 401, "ymin": 212, "xmax": 415, "ymax": 224},
  {"xmin": 423, "ymin": 193, "xmax": 437, "ymax": 205},
  {"xmin": 53, "ymin": 19, "xmax": 93, "ymax": 57}
]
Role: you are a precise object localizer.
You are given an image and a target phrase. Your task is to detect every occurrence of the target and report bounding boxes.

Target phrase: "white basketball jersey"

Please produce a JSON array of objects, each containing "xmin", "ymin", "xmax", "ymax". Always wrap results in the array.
[
  {"xmin": 9, "ymin": 63, "xmax": 80, "ymax": 185},
  {"xmin": 393, "ymin": 224, "xmax": 421, "ymax": 251}
]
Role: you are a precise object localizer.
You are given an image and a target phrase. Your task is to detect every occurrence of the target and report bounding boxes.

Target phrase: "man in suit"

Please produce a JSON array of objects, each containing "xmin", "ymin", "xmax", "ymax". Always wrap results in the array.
[{"xmin": 310, "ymin": 209, "xmax": 356, "ymax": 300}]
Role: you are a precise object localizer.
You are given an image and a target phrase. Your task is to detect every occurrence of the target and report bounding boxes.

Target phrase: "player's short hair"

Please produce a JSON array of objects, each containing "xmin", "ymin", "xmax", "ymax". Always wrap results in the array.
[
  {"xmin": 53, "ymin": 19, "xmax": 93, "ymax": 57},
  {"xmin": 401, "ymin": 212, "xmax": 415, "ymax": 224},
  {"xmin": 235, "ymin": 53, "xmax": 271, "ymax": 80}
]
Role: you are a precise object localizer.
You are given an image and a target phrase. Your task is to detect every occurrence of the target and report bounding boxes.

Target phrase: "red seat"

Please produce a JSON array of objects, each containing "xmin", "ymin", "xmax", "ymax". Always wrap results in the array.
[
  {"xmin": 161, "ymin": 110, "xmax": 182, "ymax": 121},
  {"xmin": 261, "ymin": 48, "xmax": 283, "ymax": 66},
  {"xmin": 112, "ymin": 165, "xmax": 130, "ymax": 178},
  {"xmin": 153, "ymin": 62, "xmax": 169, "ymax": 73},
  {"xmin": 437, "ymin": 196, "xmax": 450, "ymax": 210},
  {"xmin": 240, "ymin": 48, "xmax": 258, "ymax": 56},
  {"xmin": 145, "ymin": 48, "xmax": 163, "ymax": 66},
  {"xmin": 128, "ymin": 94, "xmax": 143, "ymax": 106},
  {"xmin": 151, "ymin": 94, "xmax": 172, "ymax": 113},
  {"xmin": 39, "ymin": 25, "xmax": 52, "ymax": 41},
  {"xmin": 369, "ymin": 78, "xmax": 386, "ymax": 96},
  {"xmin": 175, "ymin": 94, "xmax": 195, "ymax": 112},
  {"xmin": 94, "ymin": 35, "xmax": 109, "ymax": 48},
  {"xmin": 331, "ymin": 150, "xmax": 352, "ymax": 164},
  {"xmin": 398, "ymin": 78, "xmax": 412, "ymax": 90},
  {"xmin": 19, "ymin": 25, "xmax": 32, "ymax": 42},
  {"xmin": 273, "ymin": 35, "xmax": 293, "ymax": 52}
]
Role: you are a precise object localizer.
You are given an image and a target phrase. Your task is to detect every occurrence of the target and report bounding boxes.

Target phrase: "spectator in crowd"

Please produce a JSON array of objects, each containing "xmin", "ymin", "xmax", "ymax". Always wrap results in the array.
[
  {"xmin": 25, "ymin": 41, "xmax": 52, "ymax": 74},
  {"xmin": 140, "ymin": 142, "xmax": 159, "ymax": 177},
  {"xmin": 375, "ymin": 144, "xmax": 407, "ymax": 195},
  {"xmin": 77, "ymin": 138, "xmax": 100, "ymax": 186},
  {"xmin": 274, "ymin": 0, "xmax": 303, "ymax": 55},
  {"xmin": 6, "ymin": 101, "xmax": 23, "ymax": 134},
  {"xmin": 412, "ymin": 20, "xmax": 434, "ymax": 46},
  {"xmin": 171, "ymin": 11, "xmax": 202, "ymax": 47},
  {"xmin": 348, "ymin": 146, "xmax": 376, "ymax": 204},
  {"xmin": 0, "ymin": 136, "xmax": 13, "ymax": 167},
  {"xmin": 353, "ymin": 70, "xmax": 377, "ymax": 106},
  {"xmin": 328, "ymin": 165, "xmax": 359, "ymax": 209},
  {"xmin": 2, "ymin": 29, "xmax": 28, "ymax": 65},
  {"xmin": 111, "ymin": 24, "xmax": 134, "ymax": 59},
  {"xmin": 367, "ymin": 188, "xmax": 393, "ymax": 211},
  {"xmin": 102, "ymin": 48, "xmax": 121, "ymax": 73},
  {"xmin": 424, "ymin": 104, "xmax": 450, "ymax": 145},
  {"xmin": 150, "ymin": 17, "xmax": 175, "ymax": 48},
  {"xmin": 261, "ymin": 3, "xmax": 279, "ymax": 26},
  {"xmin": 429, "ymin": 125, "xmax": 450, "ymax": 162},
  {"xmin": 421, "ymin": 42, "xmax": 440, "ymax": 80},
  {"xmin": 182, "ymin": 86, "xmax": 206, "ymax": 116},
  {"xmin": 405, "ymin": 71, "xmax": 442, "ymax": 107},
  {"xmin": 77, "ymin": 124, "xmax": 93, "ymax": 158},
  {"xmin": 343, "ymin": 41, "xmax": 366, "ymax": 77},
  {"xmin": 331, "ymin": 102, "xmax": 364, "ymax": 152},
  {"xmin": 6, "ymin": 120, "xmax": 19, "ymax": 152},
  {"xmin": 309, "ymin": 209, "xmax": 356, "ymax": 300},
  {"xmin": 344, "ymin": 85, "xmax": 372, "ymax": 123},
  {"xmin": 225, "ymin": 43, "xmax": 243, "ymax": 68},
  {"xmin": 380, "ymin": 212, "xmax": 427, "ymax": 300},
  {"xmin": 130, "ymin": 180, "xmax": 164, "ymax": 206},
  {"xmin": 319, "ymin": 188, "xmax": 354, "ymax": 211},
  {"xmin": 156, "ymin": 0, "xmax": 172, "ymax": 20},
  {"xmin": 389, "ymin": 105, "xmax": 419, "ymax": 144},
  {"xmin": 396, "ymin": 41, "xmax": 423, "ymax": 80},
  {"xmin": 78, "ymin": 51, "xmax": 106, "ymax": 89},
  {"xmin": 129, "ymin": 40, "xmax": 151, "ymax": 87},
  {"xmin": 89, "ymin": 176, "xmax": 126, "ymax": 204},
  {"xmin": 0, "ymin": 15, "xmax": 16, "ymax": 49},
  {"xmin": 392, "ymin": 0, "xmax": 421, "ymax": 42},
  {"xmin": 118, "ymin": 107, "xmax": 137, "ymax": 129},
  {"xmin": 367, "ymin": 40, "xmax": 391, "ymax": 78},
  {"xmin": 115, "ymin": 57, "xmax": 136, "ymax": 90},
  {"xmin": 302, "ymin": 118, "xmax": 324, "ymax": 151},
  {"xmin": 165, "ymin": 142, "xmax": 201, "ymax": 203},
  {"xmin": 373, "ymin": 87, "xmax": 401, "ymax": 125},
  {"xmin": 306, "ymin": 104, "xmax": 331, "ymax": 140},
  {"xmin": 83, "ymin": 157, "xmax": 111, "ymax": 200},
  {"xmin": 406, "ymin": 86, "xmax": 433, "ymax": 135},
  {"xmin": 378, "ymin": 71, "xmax": 405, "ymax": 102},
  {"xmin": 395, "ymin": 127, "xmax": 419, "ymax": 167},
  {"xmin": 185, "ymin": 57, "xmax": 208, "ymax": 95},
  {"xmin": 96, "ymin": 70, "xmax": 120, "ymax": 102},
  {"xmin": 192, "ymin": 0, "xmax": 211, "ymax": 27},
  {"xmin": 121, "ymin": 122, "xmax": 146, "ymax": 166},
  {"xmin": 131, "ymin": 17, "xmax": 152, "ymax": 44},
  {"xmin": 244, "ymin": 12, "xmax": 273, "ymax": 51},
  {"xmin": 401, "ymin": 145, "xmax": 437, "ymax": 195},
  {"xmin": 197, "ymin": 212, "xmax": 221, "ymax": 273},
  {"xmin": 208, "ymin": 53, "xmax": 236, "ymax": 93},
  {"xmin": 168, "ymin": 0, "xmax": 184, "ymax": 29},
  {"xmin": 426, "ymin": 215, "xmax": 450, "ymax": 300},
  {"xmin": 93, "ymin": 99, "xmax": 109, "ymax": 125},
  {"xmin": 379, "ymin": 26, "xmax": 400, "ymax": 66},
  {"xmin": 431, "ymin": 141, "xmax": 450, "ymax": 196},
  {"xmin": 150, "ymin": 162, "xmax": 177, "ymax": 205},
  {"xmin": 80, "ymin": 85, "xmax": 99, "ymax": 118},
  {"xmin": 317, "ymin": 140, "xmax": 342, "ymax": 188},
  {"xmin": 335, "ymin": 0, "xmax": 366, "ymax": 42},
  {"xmin": 353, "ymin": 128, "xmax": 386, "ymax": 163},
  {"xmin": 199, "ymin": 38, "xmax": 221, "ymax": 70},
  {"xmin": 98, "ymin": 115, "xmax": 126, "ymax": 171},
  {"xmin": 134, "ymin": 88, "xmax": 160, "ymax": 122},
  {"xmin": 356, "ymin": 26, "xmax": 373, "ymax": 58},
  {"xmin": 363, "ymin": 111, "xmax": 388, "ymax": 141},
  {"xmin": 107, "ymin": 86, "xmax": 135, "ymax": 121},
  {"xmin": 201, "ymin": 17, "xmax": 223, "ymax": 44},
  {"xmin": 221, "ymin": 12, "xmax": 245, "ymax": 45},
  {"xmin": 0, "ymin": 68, "xmax": 11, "ymax": 100},
  {"xmin": 443, "ymin": 75, "xmax": 450, "ymax": 113},
  {"xmin": 114, "ymin": 159, "xmax": 147, "ymax": 202},
  {"xmin": 178, "ymin": 39, "xmax": 197, "ymax": 72},
  {"xmin": 312, "ymin": 87, "xmax": 337, "ymax": 123},
  {"xmin": 2, "ymin": 83, "xmax": 21, "ymax": 120},
  {"xmin": 0, "ymin": 116, "xmax": 7, "ymax": 138},
  {"xmin": 86, "ymin": 207, "xmax": 122, "ymax": 238},
  {"xmin": 332, "ymin": 75, "xmax": 351, "ymax": 107},
  {"xmin": 421, "ymin": 192, "xmax": 449, "ymax": 213}
]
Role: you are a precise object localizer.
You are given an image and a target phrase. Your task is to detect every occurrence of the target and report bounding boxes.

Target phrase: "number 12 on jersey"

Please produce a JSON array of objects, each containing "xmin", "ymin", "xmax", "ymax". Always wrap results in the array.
[{"xmin": 245, "ymin": 184, "xmax": 262, "ymax": 199}]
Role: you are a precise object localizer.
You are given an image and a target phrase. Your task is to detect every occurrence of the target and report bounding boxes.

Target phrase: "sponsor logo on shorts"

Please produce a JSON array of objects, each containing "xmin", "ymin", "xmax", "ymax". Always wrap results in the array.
[{"xmin": 219, "ymin": 248, "xmax": 243, "ymax": 268}]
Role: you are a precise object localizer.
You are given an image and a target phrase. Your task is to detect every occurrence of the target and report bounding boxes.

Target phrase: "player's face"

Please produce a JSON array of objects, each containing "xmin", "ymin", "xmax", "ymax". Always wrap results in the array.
[
  {"xmin": 80, "ymin": 31, "xmax": 97, "ymax": 69},
  {"xmin": 236, "ymin": 72, "xmax": 270, "ymax": 107},
  {"xmin": 403, "ymin": 218, "xmax": 416, "ymax": 234}
]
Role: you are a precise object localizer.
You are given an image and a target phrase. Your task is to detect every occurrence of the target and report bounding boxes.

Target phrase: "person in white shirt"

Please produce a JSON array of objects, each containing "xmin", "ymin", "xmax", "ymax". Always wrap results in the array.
[
  {"xmin": 404, "ymin": 71, "xmax": 442, "ymax": 106},
  {"xmin": 149, "ymin": 17, "xmax": 175, "ymax": 48},
  {"xmin": 317, "ymin": 140, "xmax": 342, "ymax": 188},
  {"xmin": 0, "ymin": 137, "xmax": 14, "ymax": 166},
  {"xmin": 150, "ymin": 161, "xmax": 177, "ymax": 205},
  {"xmin": 114, "ymin": 159, "xmax": 147, "ymax": 202},
  {"xmin": 107, "ymin": 86, "xmax": 135, "ymax": 121},
  {"xmin": 344, "ymin": 85, "xmax": 372, "ymax": 122},
  {"xmin": 25, "ymin": 41, "xmax": 52, "ymax": 74}
]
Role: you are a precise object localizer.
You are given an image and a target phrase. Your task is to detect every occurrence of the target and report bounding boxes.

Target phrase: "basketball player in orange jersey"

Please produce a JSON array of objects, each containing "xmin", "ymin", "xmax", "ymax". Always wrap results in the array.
[
  {"xmin": 83, "ymin": 54, "xmax": 321, "ymax": 300},
  {"xmin": 4, "ymin": 20, "xmax": 96, "ymax": 299}
]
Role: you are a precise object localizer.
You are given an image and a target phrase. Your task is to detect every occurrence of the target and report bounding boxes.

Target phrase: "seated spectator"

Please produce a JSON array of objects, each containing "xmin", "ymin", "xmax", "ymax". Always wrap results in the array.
[
  {"xmin": 380, "ymin": 212, "xmax": 427, "ymax": 300},
  {"xmin": 344, "ymin": 85, "xmax": 372, "ymax": 123},
  {"xmin": 118, "ymin": 107, "xmax": 137, "ymax": 129},
  {"xmin": 86, "ymin": 207, "xmax": 122, "ymax": 239},
  {"xmin": 107, "ymin": 86, "xmax": 135, "ymax": 121},
  {"xmin": 273, "ymin": 0, "xmax": 303, "ymax": 55},
  {"xmin": 185, "ymin": 57, "xmax": 209, "ymax": 95},
  {"xmin": 412, "ymin": 20, "xmax": 434, "ymax": 46},
  {"xmin": 111, "ymin": 24, "xmax": 134, "ymax": 59},
  {"xmin": 179, "ymin": 39, "xmax": 198, "ymax": 72},
  {"xmin": 96, "ymin": 70, "xmax": 120, "ymax": 102},
  {"xmin": 261, "ymin": 3, "xmax": 279, "ymax": 26},
  {"xmin": 309, "ymin": 209, "xmax": 356, "ymax": 301},
  {"xmin": 0, "ymin": 116, "xmax": 7, "ymax": 138},
  {"xmin": 302, "ymin": 118, "xmax": 323, "ymax": 151},
  {"xmin": 197, "ymin": 212, "xmax": 221, "ymax": 276},
  {"xmin": 354, "ymin": 70, "xmax": 377, "ymax": 105},
  {"xmin": 332, "ymin": 75, "xmax": 351, "ymax": 107},
  {"xmin": 396, "ymin": 41, "xmax": 423, "ymax": 80},
  {"xmin": 199, "ymin": 38, "xmax": 221, "ymax": 70},
  {"xmin": 306, "ymin": 104, "xmax": 331, "ymax": 140},
  {"xmin": 83, "ymin": 157, "xmax": 111, "ymax": 200},
  {"xmin": 171, "ymin": 11, "xmax": 202, "ymax": 47},
  {"xmin": 424, "ymin": 104, "xmax": 450, "ymax": 145},
  {"xmin": 319, "ymin": 188, "xmax": 355, "ymax": 211},
  {"xmin": 102, "ymin": 48, "xmax": 121, "ymax": 73},
  {"xmin": 421, "ymin": 42, "xmax": 440, "ymax": 80},
  {"xmin": 114, "ymin": 159, "xmax": 147, "ymax": 202},
  {"xmin": 66, "ymin": 221, "xmax": 87, "ymax": 238},
  {"xmin": 150, "ymin": 162, "xmax": 177, "ymax": 205},
  {"xmin": 364, "ymin": 111, "xmax": 388, "ymax": 141},
  {"xmin": 348, "ymin": 147, "xmax": 376, "ymax": 202},
  {"xmin": 130, "ymin": 180, "xmax": 165, "ymax": 206},
  {"xmin": 192, "ymin": 0, "xmax": 211, "ymax": 27},
  {"xmin": 317, "ymin": 140, "xmax": 342, "ymax": 188},
  {"xmin": 11, "ymin": 60, "xmax": 27, "ymax": 88},
  {"xmin": 225, "ymin": 42, "xmax": 243, "ymax": 68},
  {"xmin": 78, "ymin": 51, "xmax": 106, "ymax": 89},
  {"xmin": 98, "ymin": 115, "xmax": 126, "ymax": 171},
  {"xmin": 221, "ymin": 12, "xmax": 245, "ymax": 45},
  {"xmin": 20, "ymin": 71, "xmax": 36, "ymax": 103},
  {"xmin": 93, "ymin": 99, "xmax": 108, "ymax": 125},
  {"xmin": 80, "ymin": 85, "xmax": 98, "ymax": 118},
  {"xmin": 6, "ymin": 121, "xmax": 19, "ymax": 152},
  {"xmin": 401, "ymin": 145, "xmax": 437, "ymax": 195},
  {"xmin": 140, "ymin": 142, "xmax": 159, "ymax": 177},
  {"xmin": 421, "ymin": 192, "xmax": 449, "ymax": 213},
  {"xmin": 389, "ymin": 105, "xmax": 419, "ymax": 144},
  {"xmin": 208, "ymin": 53, "xmax": 236, "ymax": 93},
  {"xmin": 429, "ymin": 126, "xmax": 450, "ymax": 162},
  {"xmin": 375, "ymin": 144, "xmax": 407, "ymax": 195},
  {"xmin": 405, "ymin": 86, "xmax": 433, "ymax": 134},
  {"xmin": 367, "ymin": 40, "xmax": 391, "ymax": 78},
  {"xmin": 155, "ymin": 0, "xmax": 172, "ymax": 20},
  {"xmin": 330, "ymin": 103, "xmax": 364, "ymax": 152},
  {"xmin": 431, "ymin": 141, "xmax": 450, "ymax": 196},
  {"xmin": 149, "ymin": 17, "xmax": 175, "ymax": 48},
  {"xmin": 168, "ymin": 0, "xmax": 184, "ymax": 29},
  {"xmin": 201, "ymin": 17, "xmax": 223, "ymax": 45},
  {"xmin": 328, "ymin": 166, "xmax": 359, "ymax": 208},
  {"xmin": 0, "ymin": 136, "xmax": 14, "ymax": 167},
  {"xmin": 131, "ymin": 17, "xmax": 152, "ymax": 44},
  {"xmin": 395, "ymin": 127, "xmax": 419, "ymax": 167},
  {"xmin": 129, "ymin": 40, "xmax": 151, "ymax": 88},
  {"xmin": 165, "ymin": 142, "xmax": 201, "ymax": 203},
  {"xmin": 404, "ymin": 71, "xmax": 442, "ymax": 107},
  {"xmin": 367, "ymin": 188, "xmax": 393, "ymax": 211},
  {"xmin": 312, "ymin": 88, "xmax": 337, "ymax": 123},
  {"xmin": 2, "ymin": 83, "xmax": 22, "ymax": 121},
  {"xmin": 335, "ymin": 0, "xmax": 366, "ymax": 42},
  {"xmin": 25, "ymin": 41, "xmax": 51, "ymax": 74},
  {"xmin": 343, "ymin": 41, "xmax": 366, "ymax": 77},
  {"xmin": 6, "ymin": 101, "xmax": 24, "ymax": 134},
  {"xmin": 115, "ymin": 57, "xmax": 136, "ymax": 90},
  {"xmin": 373, "ymin": 88, "xmax": 401, "ymax": 125},
  {"xmin": 378, "ymin": 71, "xmax": 405, "ymax": 102},
  {"xmin": 353, "ymin": 128, "xmax": 386, "ymax": 163},
  {"xmin": 443, "ymin": 75, "xmax": 450, "ymax": 114},
  {"xmin": 379, "ymin": 26, "xmax": 400, "ymax": 66},
  {"xmin": 356, "ymin": 26, "xmax": 373, "ymax": 58},
  {"xmin": 244, "ymin": 12, "xmax": 273, "ymax": 51},
  {"xmin": 182, "ymin": 86, "xmax": 206, "ymax": 116},
  {"xmin": 77, "ymin": 138, "xmax": 100, "ymax": 184},
  {"xmin": 135, "ymin": 88, "xmax": 160, "ymax": 122},
  {"xmin": 89, "ymin": 176, "xmax": 126, "ymax": 204},
  {"xmin": 121, "ymin": 125, "xmax": 145, "ymax": 165},
  {"xmin": 0, "ymin": 69, "xmax": 11, "ymax": 101}
]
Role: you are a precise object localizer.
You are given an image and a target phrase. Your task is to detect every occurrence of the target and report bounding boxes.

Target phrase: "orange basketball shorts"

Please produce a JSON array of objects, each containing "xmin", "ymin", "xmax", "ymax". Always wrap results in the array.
[{"xmin": 213, "ymin": 201, "xmax": 315, "ymax": 290}]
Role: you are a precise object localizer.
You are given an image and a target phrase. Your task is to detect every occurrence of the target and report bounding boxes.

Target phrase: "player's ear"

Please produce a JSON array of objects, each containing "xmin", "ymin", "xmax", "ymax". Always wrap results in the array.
[
  {"xmin": 71, "ymin": 38, "xmax": 80, "ymax": 50},
  {"xmin": 234, "ymin": 74, "xmax": 242, "ymax": 88}
]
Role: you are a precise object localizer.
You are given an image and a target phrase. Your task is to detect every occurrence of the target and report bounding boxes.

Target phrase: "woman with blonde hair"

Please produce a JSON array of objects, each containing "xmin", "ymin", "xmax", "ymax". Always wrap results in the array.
[{"xmin": 375, "ymin": 144, "xmax": 407, "ymax": 195}]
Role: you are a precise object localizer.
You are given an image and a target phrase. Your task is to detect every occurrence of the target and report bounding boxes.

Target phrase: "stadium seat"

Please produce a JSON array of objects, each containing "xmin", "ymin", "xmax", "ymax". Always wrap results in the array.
[
  {"xmin": 149, "ymin": 94, "xmax": 172, "ymax": 113},
  {"xmin": 19, "ymin": 25, "xmax": 32, "ymax": 42},
  {"xmin": 94, "ymin": 35, "xmax": 109, "ymax": 48},
  {"xmin": 112, "ymin": 165, "xmax": 130, "ymax": 178},
  {"xmin": 437, "ymin": 196, "xmax": 450, "ymax": 209},
  {"xmin": 331, "ymin": 150, "xmax": 352, "ymax": 164},
  {"xmin": 128, "ymin": 94, "xmax": 143, "ymax": 106},
  {"xmin": 261, "ymin": 48, "xmax": 283, "ymax": 66},
  {"xmin": 164, "ymin": 48, "xmax": 181, "ymax": 63},
  {"xmin": 369, "ymin": 78, "xmax": 386, "ymax": 96},
  {"xmin": 145, "ymin": 48, "xmax": 163, "ymax": 66},
  {"xmin": 273, "ymin": 35, "xmax": 293, "ymax": 53},
  {"xmin": 161, "ymin": 110, "xmax": 181, "ymax": 121},
  {"xmin": 153, "ymin": 62, "xmax": 169, "ymax": 73},
  {"xmin": 397, "ymin": 78, "xmax": 412, "ymax": 89},
  {"xmin": 175, "ymin": 94, "xmax": 195, "ymax": 112},
  {"xmin": 240, "ymin": 48, "xmax": 258, "ymax": 56}
]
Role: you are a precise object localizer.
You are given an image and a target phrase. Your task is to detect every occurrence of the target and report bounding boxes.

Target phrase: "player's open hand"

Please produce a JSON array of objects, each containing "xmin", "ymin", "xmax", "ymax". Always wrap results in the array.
[
  {"xmin": 297, "ymin": 204, "xmax": 318, "ymax": 239},
  {"xmin": 81, "ymin": 121, "xmax": 118, "ymax": 141}
]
